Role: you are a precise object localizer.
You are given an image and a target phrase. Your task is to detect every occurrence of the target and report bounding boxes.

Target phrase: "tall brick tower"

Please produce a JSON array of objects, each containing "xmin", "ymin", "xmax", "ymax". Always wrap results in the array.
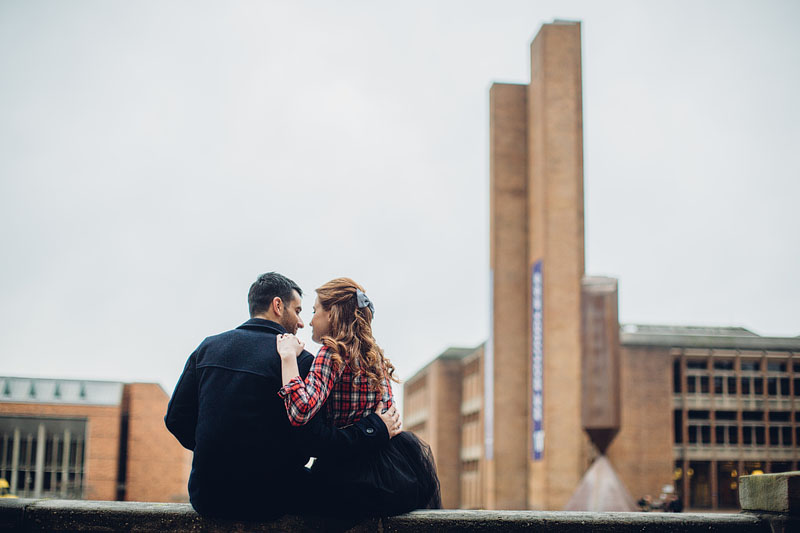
[{"xmin": 487, "ymin": 20, "xmax": 585, "ymax": 510}]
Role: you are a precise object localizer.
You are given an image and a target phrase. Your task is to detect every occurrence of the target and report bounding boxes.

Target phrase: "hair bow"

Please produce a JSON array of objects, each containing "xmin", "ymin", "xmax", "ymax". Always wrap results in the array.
[{"xmin": 356, "ymin": 289, "xmax": 375, "ymax": 315}]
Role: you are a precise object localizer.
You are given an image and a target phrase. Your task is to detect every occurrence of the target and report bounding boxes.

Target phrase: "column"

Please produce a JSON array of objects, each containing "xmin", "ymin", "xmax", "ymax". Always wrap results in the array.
[
  {"xmin": 10, "ymin": 429, "xmax": 20, "ymax": 495},
  {"xmin": 527, "ymin": 20, "xmax": 585, "ymax": 510},
  {"xmin": 33, "ymin": 423, "xmax": 45, "ymax": 497},
  {"xmin": 708, "ymin": 358, "xmax": 718, "ymax": 509},
  {"xmin": 61, "ymin": 429, "xmax": 70, "ymax": 498},
  {"xmin": 50, "ymin": 435, "xmax": 59, "ymax": 496},
  {"xmin": 681, "ymin": 354, "xmax": 690, "ymax": 505},
  {"xmin": 489, "ymin": 81, "xmax": 529, "ymax": 509}
]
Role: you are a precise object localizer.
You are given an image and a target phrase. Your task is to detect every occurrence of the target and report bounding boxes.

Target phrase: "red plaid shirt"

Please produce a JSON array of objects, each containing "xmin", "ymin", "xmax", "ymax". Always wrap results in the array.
[{"xmin": 278, "ymin": 346, "xmax": 394, "ymax": 428}]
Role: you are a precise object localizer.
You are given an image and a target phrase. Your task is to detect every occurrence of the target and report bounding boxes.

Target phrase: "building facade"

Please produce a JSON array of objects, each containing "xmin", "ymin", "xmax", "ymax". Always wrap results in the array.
[
  {"xmin": 404, "ymin": 329, "xmax": 800, "ymax": 511},
  {"xmin": 0, "ymin": 377, "xmax": 190, "ymax": 502},
  {"xmin": 403, "ymin": 19, "xmax": 799, "ymax": 511}
]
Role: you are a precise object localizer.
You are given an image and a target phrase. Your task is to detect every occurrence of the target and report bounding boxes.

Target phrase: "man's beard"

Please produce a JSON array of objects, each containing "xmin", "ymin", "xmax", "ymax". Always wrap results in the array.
[{"xmin": 280, "ymin": 316, "xmax": 297, "ymax": 335}]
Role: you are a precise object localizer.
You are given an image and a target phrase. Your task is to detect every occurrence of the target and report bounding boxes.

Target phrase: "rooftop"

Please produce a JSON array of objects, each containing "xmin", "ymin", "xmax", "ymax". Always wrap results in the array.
[
  {"xmin": 406, "ymin": 344, "xmax": 484, "ymax": 382},
  {"xmin": 620, "ymin": 324, "xmax": 800, "ymax": 351},
  {"xmin": 620, "ymin": 324, "xmax": 760, "ymax": 337},
  {"xmin": 0, "ymin": 377, "xmax": 124, "ymax": 406}
]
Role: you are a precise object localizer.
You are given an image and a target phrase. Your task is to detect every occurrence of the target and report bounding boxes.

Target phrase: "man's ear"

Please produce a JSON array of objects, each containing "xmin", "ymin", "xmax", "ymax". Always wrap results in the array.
[{"xmin": 271, "ymin": 296, "xmax": 283, "ymax": 316}]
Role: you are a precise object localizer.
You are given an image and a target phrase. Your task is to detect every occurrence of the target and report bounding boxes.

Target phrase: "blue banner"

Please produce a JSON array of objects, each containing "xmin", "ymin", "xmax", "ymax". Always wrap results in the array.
[{"xmin": 531, "ymin": 260, "xmax": 544, "ymax": 460}]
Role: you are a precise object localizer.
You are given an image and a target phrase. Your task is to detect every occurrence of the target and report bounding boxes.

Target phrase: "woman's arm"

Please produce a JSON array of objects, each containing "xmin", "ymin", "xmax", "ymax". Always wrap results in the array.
[
  {"xmin": 277, "ymin": 333, "xmax": 305, "ymax": 386},
  {"xmin": 277, "ymin": 343, "xmax": 342, "ymax": 426},
  {"xmin": 381, "ymin": 376, "xmax": 395, "ymax": 409}
]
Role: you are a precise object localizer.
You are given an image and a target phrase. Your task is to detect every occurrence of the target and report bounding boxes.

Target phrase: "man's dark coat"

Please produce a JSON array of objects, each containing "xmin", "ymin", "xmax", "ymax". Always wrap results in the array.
[{"xmin": 165, "ymin": 318, "xmax": 388, "ymax": 519}]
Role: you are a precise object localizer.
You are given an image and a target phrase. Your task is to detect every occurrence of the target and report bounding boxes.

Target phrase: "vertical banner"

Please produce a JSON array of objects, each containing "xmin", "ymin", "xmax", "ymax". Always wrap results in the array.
[
  {"xmin": 531, "ymin": 260, "xmax": 544, "ymax": 460},
  {"xmin": 484, "ymin": 270, "xmax": 494, "ymax": 460}
]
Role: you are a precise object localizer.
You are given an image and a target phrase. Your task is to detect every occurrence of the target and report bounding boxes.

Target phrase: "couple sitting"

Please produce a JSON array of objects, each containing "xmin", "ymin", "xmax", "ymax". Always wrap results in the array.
[{"xmin": 165, "ymin": 272, "xmax": 441, "ymax": 520}]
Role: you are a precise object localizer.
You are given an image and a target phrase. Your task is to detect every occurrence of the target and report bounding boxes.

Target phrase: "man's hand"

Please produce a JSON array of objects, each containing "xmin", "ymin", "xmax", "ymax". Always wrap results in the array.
[
  {"xmin": 277, "ymin": 333, "xmax": 304, "ymax": 359},
  {"xmin": 376, "ymin": 401, "xmax": 402, "ymax": 438}
]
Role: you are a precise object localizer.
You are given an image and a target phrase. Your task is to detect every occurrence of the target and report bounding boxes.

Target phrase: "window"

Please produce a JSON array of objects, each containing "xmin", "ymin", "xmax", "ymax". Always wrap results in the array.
[
  {"xmin": 741, "ymin": 378, "xmax": 751, "ymax": 395},
  {"xmin": 743, "ymin": 426, "xmax": 752, "ymax": 445},
  {"xmin": 755, "ymin": 426, "xmax": 765, "ymax": 445},
  {"xmin": 689, "ymin": 461, "xmax": 711, "ymax": 508},
  {"xmin": 741, "ymin": 361, "xmax": 760, "ymax": 371},
  {"xmin": 769, "ymin": 427, "xmax": 779, "ymax": 446},
  {"xmin": 767, "ymin": 362, "xmax": 787, "ymax": 372},
  {"xmin": 0, "ymin": 417, "xmax": 86, "ymax": 499},
  {"xmin": 673, "ymin": 360, "xmax": 682, "ymax": 393},
  {"xmin": 768, "ymin": 377, "xmax": 777, "ymax": 396},
  {"xmin": 772, "ymin": 462, "xmax": 792, "ymax": 473},
  {"xmin": 728, "ymin": 426, "xmax": 738, "ymax": 445},
  {"xmin": 769, "ymin": 412, "xmax": 790, "ymax": 422},
  {"xmin": 714, "ymin": 360, "xmax": 734, "ymax": 371},
  {"xmin": 717, "ymin": 461, "xmax": 739, "ymax": 509}
]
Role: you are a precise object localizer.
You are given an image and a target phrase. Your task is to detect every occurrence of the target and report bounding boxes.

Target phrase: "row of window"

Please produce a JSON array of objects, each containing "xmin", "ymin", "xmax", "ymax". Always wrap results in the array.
[
  {"xmin": 684, "ymin": 360, "xmax": 800, "ymax": 373},
  {"xmin": 675, "ymin": 369, "xmax": 799, "ymax": 396},
  {"xmin": 674, "ymin": 410, "xmax": 798, "ymax": 446},
  {"xmin": 681, "ymin": 409, "xmax": 797, "ymax": 421}
]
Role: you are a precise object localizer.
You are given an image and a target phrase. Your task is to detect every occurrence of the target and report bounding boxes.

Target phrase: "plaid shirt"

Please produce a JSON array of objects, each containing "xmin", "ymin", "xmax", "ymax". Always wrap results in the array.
[{"xmin": 278, "ymin": 346, "xmax": 394, "ymax": 428}]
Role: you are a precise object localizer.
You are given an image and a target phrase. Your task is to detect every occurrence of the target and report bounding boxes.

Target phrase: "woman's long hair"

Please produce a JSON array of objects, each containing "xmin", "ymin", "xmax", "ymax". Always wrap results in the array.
[{"xmin": 316, "ymin": 277, "xmax": 399, "ymax": 390}]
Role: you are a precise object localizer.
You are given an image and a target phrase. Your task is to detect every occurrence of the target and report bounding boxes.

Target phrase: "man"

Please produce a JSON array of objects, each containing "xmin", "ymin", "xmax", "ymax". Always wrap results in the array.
[{"xmin": 165, "ymin": 272, "xmax": 400, "ymax": 519}]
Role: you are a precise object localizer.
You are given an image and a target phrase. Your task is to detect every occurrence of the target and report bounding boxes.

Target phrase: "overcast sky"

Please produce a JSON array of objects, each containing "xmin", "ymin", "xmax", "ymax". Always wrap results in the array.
[{"xmin": 1, "ymin": 1, "xmax": 798, "ymax": 406}]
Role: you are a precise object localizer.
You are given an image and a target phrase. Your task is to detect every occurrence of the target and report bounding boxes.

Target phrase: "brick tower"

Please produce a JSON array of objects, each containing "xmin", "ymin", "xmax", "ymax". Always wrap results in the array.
[{"xmin": 487, "ymin": 20, "xmax": 585, "ymax": 510}]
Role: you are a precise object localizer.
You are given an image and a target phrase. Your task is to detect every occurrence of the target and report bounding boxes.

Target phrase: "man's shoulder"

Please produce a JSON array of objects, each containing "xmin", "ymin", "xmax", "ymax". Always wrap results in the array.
[
  {"xmin": 196, "ymin": 328, "xmax": 243, "ymax": 349},
  {"xmin": 194, "ymin": 326, "xmax": 273, "ymax": 362},
  {"xmin": 200, "ymin": 324, "xmax": 267, "ymax": 344}
]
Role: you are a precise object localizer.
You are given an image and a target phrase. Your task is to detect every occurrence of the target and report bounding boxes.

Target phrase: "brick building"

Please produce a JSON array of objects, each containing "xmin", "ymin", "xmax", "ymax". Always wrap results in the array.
[
  {"xmin": 0, "ymin": 377, "xmax": 190, "ymax": 502},
  {"xmin": 403, "ymin": 19, "xmax": 800, "ymax": 511},
  {"xmin": 405, "ymin": 328, "xmax": 800, "ymax": 511}
]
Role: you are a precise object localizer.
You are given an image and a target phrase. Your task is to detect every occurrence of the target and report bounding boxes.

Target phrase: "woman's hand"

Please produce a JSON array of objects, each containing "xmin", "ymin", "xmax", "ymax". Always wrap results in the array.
[
  {"xmin": 276, "ymin": 333, "xmax": 305, "ymax": 360},
  {"xmin": 376, "ymin": 401, "xmax": 402, "ymax": 438}
]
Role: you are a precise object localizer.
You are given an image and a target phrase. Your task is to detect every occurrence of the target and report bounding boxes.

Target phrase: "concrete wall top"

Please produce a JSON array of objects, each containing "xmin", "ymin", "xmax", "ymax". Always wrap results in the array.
[{"xmin": 1, "ymin": 499, "xmax": 788, "ymax": 533}]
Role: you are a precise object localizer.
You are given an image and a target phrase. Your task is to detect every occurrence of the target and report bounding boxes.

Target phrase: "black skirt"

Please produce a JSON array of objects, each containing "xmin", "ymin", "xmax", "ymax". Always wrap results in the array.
[{"xmin": 311, "ymin": 430, "xmax": 441, "ymax": 517}]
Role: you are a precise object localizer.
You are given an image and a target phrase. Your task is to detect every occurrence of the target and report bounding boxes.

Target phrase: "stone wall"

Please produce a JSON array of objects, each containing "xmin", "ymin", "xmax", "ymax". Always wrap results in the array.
[{"xmin": 0, "ymin": 499, "xmax": 776, "ymax": 532}]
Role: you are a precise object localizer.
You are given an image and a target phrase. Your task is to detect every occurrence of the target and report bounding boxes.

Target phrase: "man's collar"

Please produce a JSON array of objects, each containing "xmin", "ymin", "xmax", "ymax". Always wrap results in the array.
[{"xmin": 236, "ymin": 318, "xmax": 286, "ymax": 334}]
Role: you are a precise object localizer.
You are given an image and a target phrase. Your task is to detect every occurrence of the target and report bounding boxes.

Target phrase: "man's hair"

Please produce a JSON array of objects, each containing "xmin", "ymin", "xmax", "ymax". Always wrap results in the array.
[{"xmin": 248, "ymin": 272, "xmax": 302, "ymax": 317}]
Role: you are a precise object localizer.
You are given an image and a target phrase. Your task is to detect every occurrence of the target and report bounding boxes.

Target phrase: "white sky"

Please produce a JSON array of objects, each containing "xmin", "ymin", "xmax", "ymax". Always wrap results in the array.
[{"xmin": 1, "ymin": 1, "xmax": 798, "ymax": 408}]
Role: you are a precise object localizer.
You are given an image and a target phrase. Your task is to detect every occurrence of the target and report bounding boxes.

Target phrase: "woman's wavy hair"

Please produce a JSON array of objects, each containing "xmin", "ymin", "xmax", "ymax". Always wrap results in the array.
[{"xmin": 316, "ymin": 277, "xmax": 399, "ymax": 391}]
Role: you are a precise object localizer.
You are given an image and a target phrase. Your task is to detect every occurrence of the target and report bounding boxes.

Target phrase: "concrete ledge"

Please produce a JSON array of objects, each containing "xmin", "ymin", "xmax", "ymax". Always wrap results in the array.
[
  {"xmin": 740, "ymin": 471, "xmax": 800, "ymax": 515},
  {"xmin": 0, "ymin": 499, "xmax": 789, "ymax": 532}
]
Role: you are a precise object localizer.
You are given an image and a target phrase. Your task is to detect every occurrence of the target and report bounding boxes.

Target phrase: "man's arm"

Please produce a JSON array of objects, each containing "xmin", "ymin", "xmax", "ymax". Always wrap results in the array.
[
  {"xmin": 291, "ymin": 402, "xmax": 401, "ymax": 460},
  {"xmin": 164, "ymin": 351, "xmax": 199, "ymax": 450}
]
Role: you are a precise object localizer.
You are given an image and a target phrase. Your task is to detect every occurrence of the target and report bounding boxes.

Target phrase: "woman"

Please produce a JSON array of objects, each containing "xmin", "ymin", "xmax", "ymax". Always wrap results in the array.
[{"xmin": 276, "ymin": 277, "xmax": 441, "ymax": 516}]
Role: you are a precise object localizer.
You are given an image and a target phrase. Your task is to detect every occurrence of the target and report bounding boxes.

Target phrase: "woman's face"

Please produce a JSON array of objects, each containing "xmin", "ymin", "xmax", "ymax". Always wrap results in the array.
[{"xmin": 310, "ymin": 296, "xmax": 331, "ymax": 343}]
